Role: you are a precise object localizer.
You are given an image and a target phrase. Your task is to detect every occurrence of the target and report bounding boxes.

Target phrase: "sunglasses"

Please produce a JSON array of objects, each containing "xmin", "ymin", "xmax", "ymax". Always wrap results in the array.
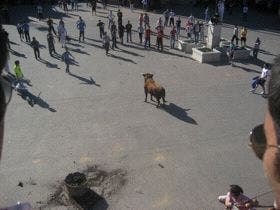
[
  {"xmin": 0, "ymin": 75, "xmax": 13, "ymax": 106},
  {"xmin": 250, "ymin": 124, "xmax": 280, "ymax": 160}
]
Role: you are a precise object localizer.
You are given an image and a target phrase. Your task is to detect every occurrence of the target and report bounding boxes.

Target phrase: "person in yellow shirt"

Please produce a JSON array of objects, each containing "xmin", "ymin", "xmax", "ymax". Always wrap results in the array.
[
  {"xmin": 13, "ymin": 60, "xmax": 23, "ymax": 81},
  {"xmin": 240, "ymin": 27, "xmax": 247, "ymax": 47}
]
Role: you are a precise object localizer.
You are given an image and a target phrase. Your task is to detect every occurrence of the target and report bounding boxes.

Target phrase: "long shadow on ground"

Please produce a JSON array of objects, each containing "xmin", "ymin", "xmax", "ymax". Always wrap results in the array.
[{"xmin": 69, "ymin": 73, "xmax": 101, "ymax": 87}]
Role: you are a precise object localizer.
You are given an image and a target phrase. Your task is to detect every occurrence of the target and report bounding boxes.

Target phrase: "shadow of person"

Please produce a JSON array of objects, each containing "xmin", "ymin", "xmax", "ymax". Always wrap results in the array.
[
  {"xmin": 17, "ymin": 89, "xmax": 56, "ymax": 112},
  {"xmin": 69, "ymin": 73, "xmax": 101, "ymax": 87},
  {"xmin": 9, "ymin": 49, "xmax": 27, "ymax": 58},
  {"xmin": 161, "ymin": 103, "xmax": 197, "ymax": 125},
  {"xmin": 38, "ymin": 58, "xmax": 60, "ymax": 69},
  {"xmin": 108, "ymin": 53, "xmax": 137, "ymax": 64},
  {"xmin": 68, "ymin": 47, "xmax": 90, "ymax": 55}
]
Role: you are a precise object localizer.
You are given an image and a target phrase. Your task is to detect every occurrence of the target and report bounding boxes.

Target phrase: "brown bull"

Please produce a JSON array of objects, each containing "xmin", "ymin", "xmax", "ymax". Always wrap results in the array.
[{"xmin": 142, "ymin": 73, "xmax": 166, "ymax": 108}]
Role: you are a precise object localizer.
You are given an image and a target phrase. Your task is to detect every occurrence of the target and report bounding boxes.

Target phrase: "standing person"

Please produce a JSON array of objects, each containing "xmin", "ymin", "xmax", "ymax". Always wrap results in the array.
[
  {"xmin": 47, "ymin": 32, "xmax": 56, "ymax": 56},
  {"xmin": 242, "ymin": 4, "xmax": 248, "ymax": 21},
  {"xmin": 227, "ymin": 41, "xmax": 235, "ymax": 66},
  {"xmin": 76, "ymin": 16, "xmax": 86, "ymax": 42},
  {"xmin": 204, "ymin": 6, "xmax": 209, "ymax": 22},
  {"xmin": 129, "ymin": 0, "xmax": 134, "ymax": 12},
  {"xmin": 90, "ymin": 0, "xmax": 97, "ymax": 15},
  {"xmin": 58, "ymin": 24, "xmax": 67, "ymax": 48},
  {"xmin": 37, "ymin": 4, "xmax": 43, "ymax": 20},
  {"xmin": 108, "ymin": 10, "xmax": 115, "ymax": 30},
  {"xmin": 193, "ymin": 20, "xmax": 200, "ymax": 43},
  {"xmin": 117, "ymin": 9, "xmax": 123, "ymax": 26},
  {"xmin": 228, "ymin": 0, "xmax": 234, "ymax": 15},
  {"xmin": 118, "ymin": 24, "xmax": 125, "ymax": 44},
  {"xmin": 102, "ymin": 32, "xmax": 110, "ymax": 55},
  {"xmin": 231, "ymin": 25, "xmax": 239, "ymax": 46},
  {"xmin": 156, "ymin": 26, "xmax": 164, "ymax": 51},
  {"xmin": 185, "ymin": 19, "xmax": 192, "ymax": 38},
  {"xmin": 30, "ymin": 37, "xmax": 40, "ymax": 60},
  {"xmin": 217, "ymin": 0, "xmax": 224, "ymax": 22},
  {"xmin": 143, "ymin": 13, "xmax": 149, "ymax": 29},
  {"xmin": 138, "ymin": 24, "xmax": 144, "ymax": 44},
  {"xmin": 250, "ymin": 63, "xmax": 271, "ymax": 95},
  {"xmin": 240, "ymin": 27, "xmax": 247, "ymax": 47},
  {"xmin": 176, "ymin": 16, "xmax": 181, "ymax": 39},
  {"xmin": 62, "ymin": 47, "xmax": 75, "ymax": 73},
  {"xmin": 47, "ymin": 17, "xmax": 57, "ymax": 35},
  {"xmin": 22, "ymin": 21, "xmax": 31, "ymax": 43},
  {"xmin": 63, "ymin": 0, "xmax": 68, "ymax": 13},
  {"xmin": 125, "ymin": 20, "xmax": 132, "ymax": 43},
  {"xmin": 142, "ymin": 0, "xmax": 148, "ymax": 11},
  {"xmin": 70, "ymin": 0, "xmax": 75, "ymax": 10},
  {"xmin": 13, "ymin": 60, "xmax": 24, "ymax": 84},
  {"xmin": 169, "ymin": 10, "xmax": 175, "ymax": 27},
  {"xmin": 16, "ymin": 22, "xmax": 24, "ymax": 41},
  {"xmin": 144, "ymin": 26, "xmax": 151, "ymax": 49},
  {"xmin": 57, "ymin": 18, "xmax": 64, "ymax": 42},
  {"xmin": 157, "ymin": 17, "xmax": 163, "ymax": 27},
  {"xmin": 110, "ymin": 22, "xmax": 117, "ymax": 49},
  {"xmin": 163, "ymin": 9, "xmax": 169, "ymax": 27},
  {"xmin": 253, "ymin": 37, "xmax": 261, "ymax": 59},
  {"xmin": 199, "ymin": 21, "xmax": 204, "ymax": 42},
  {"xmin": 170, "ymin": 26, "xmax": 176, "ymax": 49},
  {"xmin": 97, "ymin": 20, "xmax": 105, "ymax": 39},
  {"xmin": 139, "ymin": 13, "xmax": 144, "ymax": 26}
]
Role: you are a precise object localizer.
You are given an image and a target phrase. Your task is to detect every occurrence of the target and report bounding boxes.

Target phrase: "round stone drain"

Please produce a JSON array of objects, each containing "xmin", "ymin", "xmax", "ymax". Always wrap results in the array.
[{"xmin": 65, "ymin": 172, "xmax": 88, "ymax": 197}]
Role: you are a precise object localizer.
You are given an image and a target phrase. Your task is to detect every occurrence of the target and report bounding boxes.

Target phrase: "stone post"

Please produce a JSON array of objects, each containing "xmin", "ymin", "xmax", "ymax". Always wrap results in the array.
[{"xmin": 207, "ymin": 23, "xmax": 222, "ymax": 49}]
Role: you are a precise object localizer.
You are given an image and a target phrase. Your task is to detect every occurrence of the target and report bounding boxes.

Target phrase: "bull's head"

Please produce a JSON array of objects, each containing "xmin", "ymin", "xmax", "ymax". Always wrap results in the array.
[{"xmin": 142, "ymin": 73, "xmax": 154, "ymax": 82}]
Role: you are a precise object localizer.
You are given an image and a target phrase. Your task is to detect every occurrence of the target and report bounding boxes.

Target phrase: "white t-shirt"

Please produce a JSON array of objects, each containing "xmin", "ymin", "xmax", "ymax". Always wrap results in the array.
[{"xmin": 261, "ymin": 67, "xmax": 270, "ymax": 78}]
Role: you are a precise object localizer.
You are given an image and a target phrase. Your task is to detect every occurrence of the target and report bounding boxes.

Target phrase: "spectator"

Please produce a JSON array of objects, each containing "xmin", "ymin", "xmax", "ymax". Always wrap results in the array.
[
  {"xmin": 58, "ymin": 23, "xmax": 67, "ymax": 48},
  {"xmin": 217, "ymin": 0, "xmax": 224, "ymax": 22},
  {"xmin": 204, "ymin": 6, "xmax": 209, "ymax": 22},
  {"xmin": 176, "ymin": 16, "xmax": 181, "ymax": 39},
  {"xmin": 108, "ymin": 10, "xmax": 115, "ymax": 30},
  {"xmin": 156, "ymin": 26, "xmax": 164, "ymax": 51},
  {"xmin": 231, "ymin": 25, "xmax": 239, "ymax": 46},
  {"xmin": 70, "ymin": 0, "xmax": 75, "ymax": 10},
  {"xmin": 76, "ymin": 16, "xmax": 86, "ymax": 42},
  {"xmin": 47, "ymin": 32, "xmax": 56, "ymax": 56},
  {"xmin": 143, "ymin": 13, "xmax": 149, "ymax": 29},
  {"xmin": 30, "ymin": 37, "xmax": 40, "ymax": 60},
  {"xmin": 118, "ymin": 24, "xmax": 125, "ymax": 44},
  {"xmin": 199, "ymin": 21, "xmax": 204, "ymax": 42},
  {"xmin": 111, "ymin": 21, "xmax": 117, "ymax": 49},
  {"xmin": 169, "ymin": 10, "xmax": 175, "ymax": 26},
  {"xmin": 243, "ymin": 4, "xmax": 248, "ymax": 21},
  {"xmin": 170, "ymin": 26, "xmax": 176, "ymax": 49},
  {"xmin": 117, "ymin": 9, "xmax": 123, "ymax": 26},
  {"xmin": 62, "ymin": 47, "xmax": 75, "ymax": 73},
  {"xmin": 138, "ymin": 24, "xmax": 144, "ymax": 44},
  {"xmin": 63, "ymin": 0, "xmax": 68, "ymax": 13},
  {"xmin": 240, "ymin": 27, "xmax": 247, "ymax": 47},
  {"xmin": 74, "ymin": 0, "xmax": 78, "ymax": 11},
  {"xmin": 22, "ymin": 21, "xmax": 31, "ymax": 43},
  {"xmin": 193, "ymin": 21, "xmax": 200, "ymax": 43},
  {"xmin": 125, "ymin": 20, "xmax": 132, "ymax": 43},
  {"xmin": 37, "ymin": 4, "xmax": 43, "ymax": 20},
  {"xmin": 16, "ymin": 22, "xmax": 24, "ymax": 41},
  {"xmin": 227, "ymin": 41, "xmax": 235, "ymax": 66},
  {"xmin": 47, "ymin": 17, "xmax": 57, "ymax": 35},
  {"xmin": 163, "ymin": 9, "xmax": 169, "ymax": 27},
  {"xmin": 144, "ymin": 26, "xmax": 151, "ymax": 49},
  {"xmin": 253, "ymin": 37, "xmax": 261, "ymax": 59},
  {"xmin": 97, "ymin": 20, "xmax": 105, "ymax": 39},
  {"xmin": 139, "ymin": 13, "xmax": 144, "ymax": 26},
  {"xmin": 102, "ymin": 32, "xmax": 110, "ymax": 55},
  {"xmin": 57, "ymin": 18, "xmax": 64, "ymax": 42},
  {"xmin": 157, "ymin": 17, "xmax": 163, "ymax": 27}
]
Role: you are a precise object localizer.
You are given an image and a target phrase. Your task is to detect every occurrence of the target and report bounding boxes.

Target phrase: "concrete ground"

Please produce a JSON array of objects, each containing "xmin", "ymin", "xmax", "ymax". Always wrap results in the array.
[{"xmin": 0, "ymin": 2, "xmax": 280, "ymax": 209}]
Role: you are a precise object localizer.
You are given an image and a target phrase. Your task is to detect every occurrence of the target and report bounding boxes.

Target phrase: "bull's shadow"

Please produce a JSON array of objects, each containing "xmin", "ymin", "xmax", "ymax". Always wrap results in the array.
[{"xmin": 161, "ymin": 103, "xmax": 197, "ymax": 125}]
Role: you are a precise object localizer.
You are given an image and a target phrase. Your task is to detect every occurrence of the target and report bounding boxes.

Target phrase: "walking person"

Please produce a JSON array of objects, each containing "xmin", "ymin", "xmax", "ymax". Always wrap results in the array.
[
  {"xmin": 76, "ymin": 16, "xmax": 86, "ymax": 42},
  {"xmin": 97, "ymin": 20, "xmax": 105, "ymax": 39},
  {"xmin": 240, "ymin": 26, "xmax": 247, "ymax": 47},
  {"xmin": 110, "ymin": 22, "xmax": 117, "ymax": 49},
  {"xmin": 118, "ymin": 24, "xmax": 125, "ymax": 44},
  {"xmin": 176, "ymin": 16, "xmax": 181, "ymax": 39},
  {"xmin": 156, "ymin": 26, "xmax": 164, "ymax": 51},
  {"xmin": 47, "ymin": 17, "xmax": 57, "ymax": 35},
  {"xmin": 13, "ymin": 60, "xmax": 24, "ymax": 86},
  {"xmin": 22, "ymin": 21, "xmax": 31, "ymax": 42},
  {"xmin": 30, "ymin": 37, "xmax": 40, "ymax": 60},
  {"xmin": 125, "ymin": 20, "xmax": 132, "ymax": 43},
  {"xmin": 163, "ymin": 9, "xmax": 169, "ymax": 27},
  {"xmin": 102, "ymin": 32, "xmax": 110, "ymax": 55},
  {"xmin": 144, "ymin": 26, "xmax": 151, "ymax": 49},
  {"xmin": 138, "ymin": 24, "xmax": 144, "ymax": 44},
  {"xmin": 62, "ymin": 47, "xmax": 75, "ymax": 73},
  {"xmin": 231, "ymin": 25, "xmax": 239, "ymax": 46},
  {"xmin": 143, "ymin": 13, "xmax": 149, "ymax": 29},
  {"xmin": 108, "ymin": 10, "xmax": 115, "ymax": 30},
  {"xmin": 253, "ymin": 37, "xmax": 261, "ymax": 59},
  {"xmin": 58, "ymin": 24, "xmax": 67, "ymax": 48},
  {"xmin": 169, "ymin": 10, "xmax": 175, "ymax": 26},
  {"xmin": 16, "ymin": 22, "xmax": 24, "ymax": 41},
  {"xmin": 250, "ymin": 64, "xmax": 271, "ymax": 95},
  {"xmin": 47, "ymin": 32, "xmax": 56, "ymax": 56},
  {"xmin": 170, "ymin": 26, "xmax": 176, "ymax": 49}
]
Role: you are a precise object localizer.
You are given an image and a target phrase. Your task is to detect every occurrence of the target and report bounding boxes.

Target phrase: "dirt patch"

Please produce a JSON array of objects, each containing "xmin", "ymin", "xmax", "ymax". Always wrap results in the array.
[{"xmin": 41, "ymin": 165, "xmax": 127, "ymax": 210}]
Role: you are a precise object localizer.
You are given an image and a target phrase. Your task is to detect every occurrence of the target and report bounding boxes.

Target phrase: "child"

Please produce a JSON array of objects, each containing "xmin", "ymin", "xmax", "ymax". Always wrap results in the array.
[
  {"xmin": 253, "ymin": 37, "xmax": 261, "ymax": 59},
  {"xmin": 218, "ymin": 185, "xmax": 258, "ymax": 210}
]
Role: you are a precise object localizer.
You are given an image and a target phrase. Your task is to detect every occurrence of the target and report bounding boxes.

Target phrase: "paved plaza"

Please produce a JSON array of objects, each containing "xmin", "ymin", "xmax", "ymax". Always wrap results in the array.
[{"xmin": 1, "ymin": 2, "xmax": 280, "ymax": 209}]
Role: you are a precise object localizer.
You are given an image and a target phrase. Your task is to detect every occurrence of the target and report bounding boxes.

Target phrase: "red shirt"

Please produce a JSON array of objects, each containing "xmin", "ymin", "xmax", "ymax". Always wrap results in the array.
[{"xmin": 145, "ymin": 29, "xmax": 151, "ymax": 38}]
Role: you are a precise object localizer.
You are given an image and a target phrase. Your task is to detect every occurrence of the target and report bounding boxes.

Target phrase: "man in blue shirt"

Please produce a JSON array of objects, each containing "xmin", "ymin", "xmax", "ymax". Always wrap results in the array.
[
  {"xmin": 22, "ymin": 21, "xmax": 30, "ymax": 42},
  {"xmin": 76, "ymin": 16, "xmax": 86, "ymax": 42}
]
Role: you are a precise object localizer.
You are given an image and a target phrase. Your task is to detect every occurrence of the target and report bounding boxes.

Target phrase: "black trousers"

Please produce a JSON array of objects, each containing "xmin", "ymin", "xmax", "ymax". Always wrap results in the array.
[
  {"xmin": 33, "ymin": 48, "xmax": 40, "ymax": 59},
  {"xmin": 79, "ymin": 31, "xmax": 85, "ymax": 41},
  {"xmin": 24, "ymin": 31, "xmax": 30, "ymax": 42}
]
